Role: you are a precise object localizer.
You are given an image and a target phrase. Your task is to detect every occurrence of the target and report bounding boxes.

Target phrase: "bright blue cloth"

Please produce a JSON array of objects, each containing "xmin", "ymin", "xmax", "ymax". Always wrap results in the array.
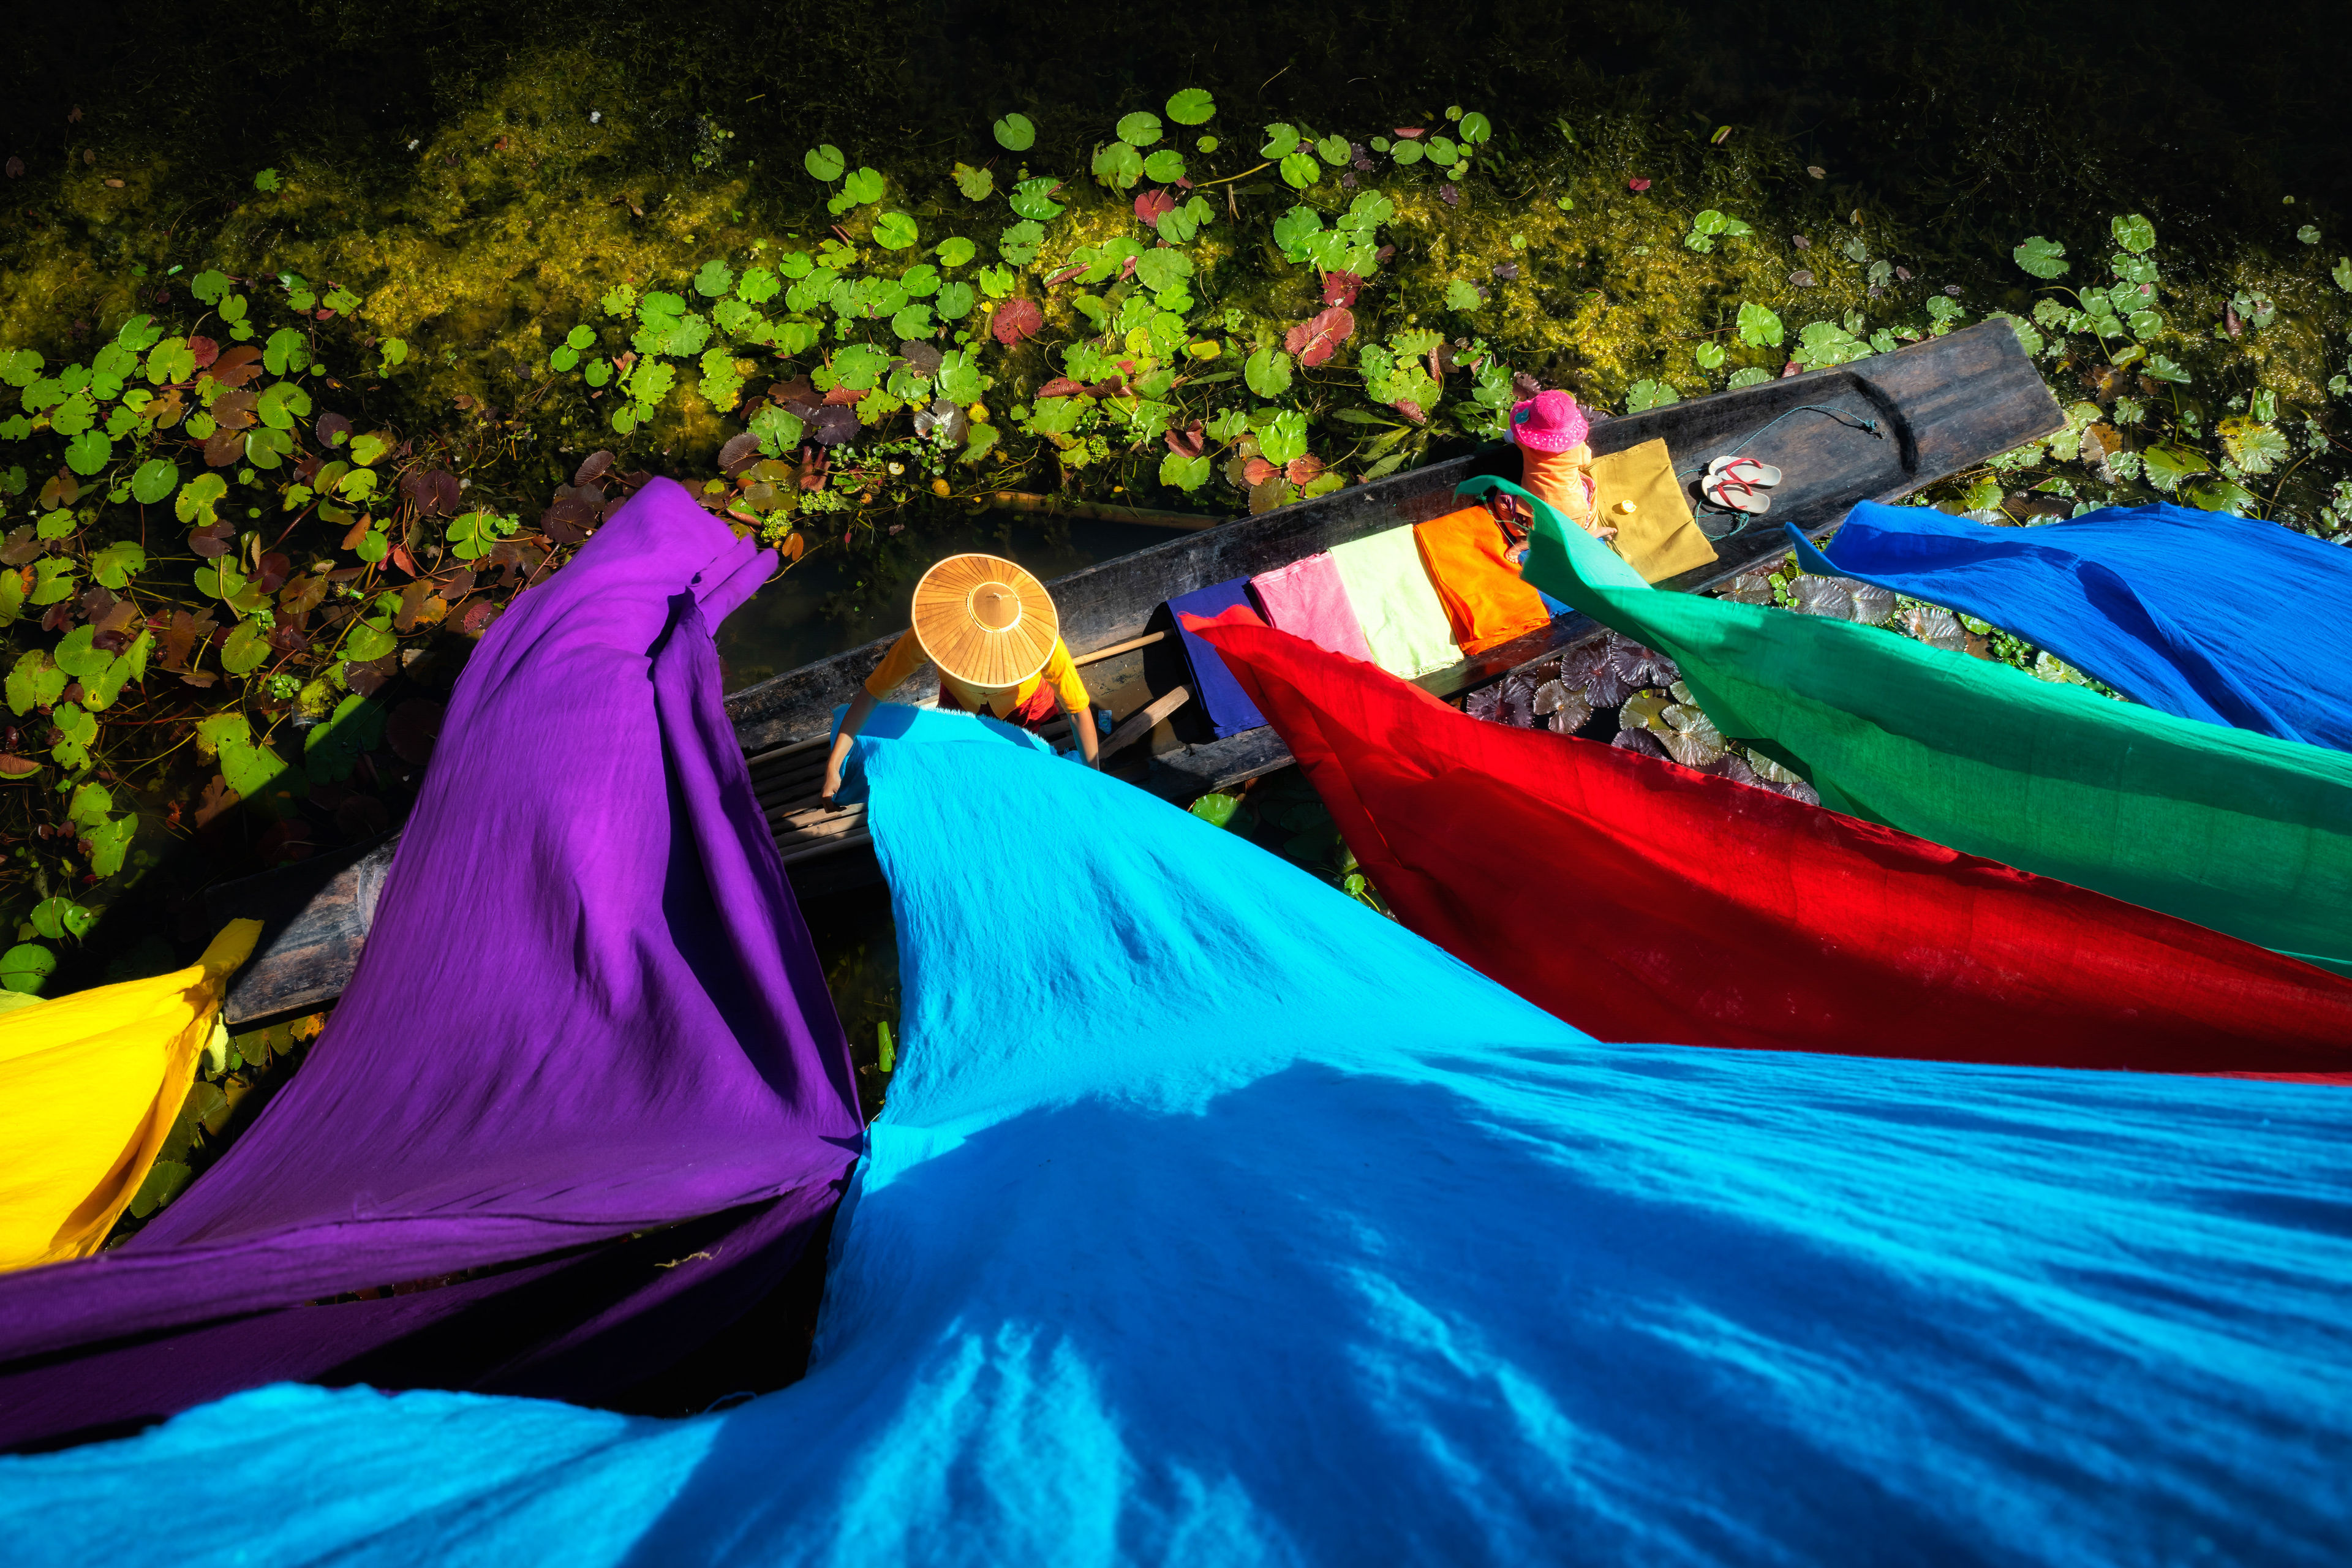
[
  {"xmin": 7, "ymin": 710, "xmax": 2352, "ymax": 1564},
  {"xmin": 1792, "ymin": 502, "xmax": 2352, "ymax": 750},
  {"xmin": 1165, "ymin": 577, "xmax": 1268, "ymax": 737}
]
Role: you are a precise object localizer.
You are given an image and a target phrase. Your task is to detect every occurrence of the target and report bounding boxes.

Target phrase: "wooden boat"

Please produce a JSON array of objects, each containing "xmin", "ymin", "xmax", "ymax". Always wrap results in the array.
[{"xmin": 210, "ymin": 322, "xmax": 2061, "ymax": 1025}]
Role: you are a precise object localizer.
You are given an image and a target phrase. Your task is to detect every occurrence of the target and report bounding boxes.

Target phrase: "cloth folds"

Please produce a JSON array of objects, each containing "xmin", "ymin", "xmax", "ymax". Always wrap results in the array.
[
  {"xmin": 6, "ymin": 712, "xmax": 2351, "ymax": 1563},
  {"xmin": 1195, "ymin": 609, "xmax": 2352, "ymax": 1075},
  {"xmin": 0, "ymin": 477, "xmax": 862, "ymax": 1450},
  {"xmin": 1793, "ymin": 501, "xmax": 2352, "ymax": 750},
  {"xmin": 1247, "ymin": 553, "xmax": 1374, "ymax": 663},
  {"xmin": 0, "ymin": 921, "xmax": 264, "ymax": 1273},
  {"xmin": 1591, "ymin": 437, "xmax": 1717, "ymax": 582},
  {"xmin": 1328, "ymin": 525, "xmax": 1461, "ymax": 677},
  {"xmin": 1412, "ymin": 505, "xmax": 1554, "ymax": 655},
  {"xmin": 1484, "ymin": 473, "xmax": 2352, "ymax": 976},
  {"xmin": 1164, "ymin": 578, "xmax": 1268, "ymax": 737}
]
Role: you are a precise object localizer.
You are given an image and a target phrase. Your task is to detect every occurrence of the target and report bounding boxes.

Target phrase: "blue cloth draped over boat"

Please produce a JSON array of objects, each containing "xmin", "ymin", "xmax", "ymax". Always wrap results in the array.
[
  {"xmin": 0, "ymin": 478, "xmax": 863, "ymax": 1450},
  {"xmin": 1164, "ymin": 577, "xmax": 1268, "ymax": 737},
  {"xmin": 1792, "ymin": 501, "xmax": 2352, "ymax": 750},
  {"xmin": 6, "ymin": 707, "xmax": 2351, "ymax": 1563}
]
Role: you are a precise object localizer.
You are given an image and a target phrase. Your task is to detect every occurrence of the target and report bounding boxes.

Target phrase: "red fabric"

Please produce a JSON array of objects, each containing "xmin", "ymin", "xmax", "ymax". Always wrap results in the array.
[{"xmin": 1193, "ymin": 609, "xmax": 2352, "ymax": 1079}]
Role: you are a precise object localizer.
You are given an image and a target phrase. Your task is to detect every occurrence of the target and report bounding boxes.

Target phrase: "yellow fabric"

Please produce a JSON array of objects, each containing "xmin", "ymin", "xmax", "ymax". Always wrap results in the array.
[
  {"xmin": 1590, "ymin": 439, "xmax": 1719, "ymax": 583},
  {"xmin": 0, "ymin": 920, "xmax": 264, "ymax": 1272},
  {"xmin": 865, "ymin": 629, "xmax": 1091, "ymax": 718}
]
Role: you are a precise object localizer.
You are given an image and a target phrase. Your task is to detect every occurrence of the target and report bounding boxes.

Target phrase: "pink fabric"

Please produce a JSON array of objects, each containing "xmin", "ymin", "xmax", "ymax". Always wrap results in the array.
[{"xmin": 1248, "ymin": 554, "xmax": 1374, "ymax": 663}]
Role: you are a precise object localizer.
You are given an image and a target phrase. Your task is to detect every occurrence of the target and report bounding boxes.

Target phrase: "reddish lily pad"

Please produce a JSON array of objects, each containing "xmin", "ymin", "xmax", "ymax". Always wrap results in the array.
[{"xmin": 992, "ymin": 297, "xmax": 1044, "ymax": 347}]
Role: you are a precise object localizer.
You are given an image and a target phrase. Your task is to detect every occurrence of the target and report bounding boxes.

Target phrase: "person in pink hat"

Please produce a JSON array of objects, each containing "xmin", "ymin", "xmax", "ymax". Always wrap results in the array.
[{"xmin": 1510, "ymin": 390, "xmax": 1612, "ymax": 541}]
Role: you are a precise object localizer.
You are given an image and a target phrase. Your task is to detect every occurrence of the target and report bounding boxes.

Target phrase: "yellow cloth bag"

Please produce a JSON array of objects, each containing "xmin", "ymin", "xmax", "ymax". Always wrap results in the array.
[
  {"xmin": 0, "ymin": 919, "xmax": 264, "ymax": 1272},
  {"xmin": 1591, "ymin": 438, "xmax": 1720, "ymax": 583}
]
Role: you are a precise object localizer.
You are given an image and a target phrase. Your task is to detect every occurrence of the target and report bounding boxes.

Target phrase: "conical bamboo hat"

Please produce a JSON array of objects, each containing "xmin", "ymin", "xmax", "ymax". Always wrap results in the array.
[{"xmin": 910, "ymin": 553, "xmax": 1061, "ymax": 689}]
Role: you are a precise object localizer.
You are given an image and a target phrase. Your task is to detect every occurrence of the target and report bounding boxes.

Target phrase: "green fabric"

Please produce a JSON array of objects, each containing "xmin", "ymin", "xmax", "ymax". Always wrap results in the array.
[
  {"xmin": 1474, "ymin": 473, "xmax": 2352, "ymax": 977},
  {"xmin": 1329, "ymin": 526, "xmax": 1461, "ymax": 679}
]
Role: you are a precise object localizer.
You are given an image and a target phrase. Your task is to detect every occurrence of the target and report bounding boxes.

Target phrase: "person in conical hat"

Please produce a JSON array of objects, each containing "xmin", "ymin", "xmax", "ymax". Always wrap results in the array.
[{"xmin": 821, "ymin": 553, "xmax": 1098, "ymax": 802}]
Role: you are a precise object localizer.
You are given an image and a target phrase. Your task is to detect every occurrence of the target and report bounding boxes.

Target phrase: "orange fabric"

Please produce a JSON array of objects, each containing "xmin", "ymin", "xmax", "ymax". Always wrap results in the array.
[
  {"xmin": 865, "ymin": 630, "xmax": 1090, "ymax": 723},
  {"xmin": 1520, "ymin": 443, "xmax": 1598, "ymax": 530},
  {"xmin": 1412, "ymin": 507, "xmax": 1556, "ymax": 656}
]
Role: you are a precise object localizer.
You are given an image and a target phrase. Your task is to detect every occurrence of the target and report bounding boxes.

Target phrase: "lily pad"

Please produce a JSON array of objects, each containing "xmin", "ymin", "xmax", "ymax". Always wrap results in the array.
[
  {"xmin": 2013, "ymin": 235, "xmax": 2069, "ymax": 277},
  {"xmin": 1259, "ymin": 123, "xmax": 1301, "ymax": 158},
  {"xmin": 1117, "ymin": 111, "xmax": 1163, "ymax": 147},
  {"xmin": 1009, "ymin": 178, "xmax": 1066, "ymax": 221},
  {"xmin": 1243, "ymin": 347, "xmax": 1293, "ymax": 398},
  {"xmin": 1736, "ymin": 301, "xmax": 1784, "ymax": 347},
  {"xmin": 936, "ymin": 236, "xmax": 978, "ymax": 268},
  {"xmin": 2111, "ymin": 213, "xmax": 2156, "ymax": 254},
  {"xmin": 842, "ymin": 167, "xmax": 886, "ymax": 205},
  {"xmin": 873, "ymin": 211, "xmax": 920, "ymax": 249},
  {"xmin": 953, "ymin": 163, "xmax": 995, "ymax": 201},
  {"xmin": 1167, "ymin": 89, "xmax": 1216, "ymax": 126},
  {"xmin": 1143, "ymin": 149, "xmax": 1188, "ymax": 184},
  {"xmin": 129, "ymin": 457, "xmax": 179, "ymax": 504},
  {"xmin": 1092, "ymin": 141, "xmax": 1144, "ymax": 190},
  {"xmin": 993, "ymin": 113, "xmax": 1036, "ymax": 152},
  {"xmin": 1, "ymin": 942, "xmax": 55, "ymax": 995},
  {"xmin": 1279, "ymin": 152, "xmax": 1321, "ymax": 189},
  {"xmin": 804, "ymin": 144, "xmax": 845, "ymax": 182}
]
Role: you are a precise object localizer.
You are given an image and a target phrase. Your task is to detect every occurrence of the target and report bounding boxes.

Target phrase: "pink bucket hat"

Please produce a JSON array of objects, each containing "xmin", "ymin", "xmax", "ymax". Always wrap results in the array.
[{"xmin": 1510, "ymin": 390, "xmax": 1589, "ymax": 452}]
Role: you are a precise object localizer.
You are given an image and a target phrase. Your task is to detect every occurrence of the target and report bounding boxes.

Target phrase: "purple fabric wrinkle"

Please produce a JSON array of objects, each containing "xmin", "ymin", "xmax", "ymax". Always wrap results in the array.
[{"xmin": 0, "ymin": 477, "xmax": 863, "ymax": 1449}]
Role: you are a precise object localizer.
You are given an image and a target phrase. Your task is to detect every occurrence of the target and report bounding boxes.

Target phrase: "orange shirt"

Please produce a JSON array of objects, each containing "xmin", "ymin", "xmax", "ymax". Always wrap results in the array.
[
  {"xmin": 1521, "ymin": 443, "xmax": 1601, "ymax": 532},
  {"xmin": 864, "ymin": 630, "xmax": 1091, "ymax": 719}
]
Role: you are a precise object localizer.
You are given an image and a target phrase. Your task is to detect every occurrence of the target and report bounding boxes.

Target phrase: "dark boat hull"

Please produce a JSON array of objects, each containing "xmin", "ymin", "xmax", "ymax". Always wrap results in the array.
[{"xmin": 727, "ymin": 320, "xmax": 2062, "ymax": 787}]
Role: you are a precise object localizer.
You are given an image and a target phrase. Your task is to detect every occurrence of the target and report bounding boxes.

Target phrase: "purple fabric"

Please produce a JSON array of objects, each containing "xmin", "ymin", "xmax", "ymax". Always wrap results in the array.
[{"xmin": 0, "ymin": 478, "xmax": 862, "ymax": 1449}]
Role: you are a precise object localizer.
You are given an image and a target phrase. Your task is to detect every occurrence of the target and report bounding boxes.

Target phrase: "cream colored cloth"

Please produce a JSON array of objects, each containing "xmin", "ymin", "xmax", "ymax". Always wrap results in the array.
[
  {"xmin": 1591, "ymin": 439, "xmax": 1719, "ymax": 583},
  {"xmin": 1328, "ymin": 526, "xmax": 1463, "ymax": 678}
]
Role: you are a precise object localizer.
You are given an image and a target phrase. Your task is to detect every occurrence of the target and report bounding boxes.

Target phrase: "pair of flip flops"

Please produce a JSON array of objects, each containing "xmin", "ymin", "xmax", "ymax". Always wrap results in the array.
[{"xmin": 1700, "ymin": 454, "xmax": 1782, "ymax": 514}]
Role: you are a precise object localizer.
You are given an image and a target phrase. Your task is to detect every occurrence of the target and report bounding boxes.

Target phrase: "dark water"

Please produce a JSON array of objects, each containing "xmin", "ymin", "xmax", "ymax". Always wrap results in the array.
[{"xmin": 717, "ymin": 511, "xmax": 1183, "ymax": 689}]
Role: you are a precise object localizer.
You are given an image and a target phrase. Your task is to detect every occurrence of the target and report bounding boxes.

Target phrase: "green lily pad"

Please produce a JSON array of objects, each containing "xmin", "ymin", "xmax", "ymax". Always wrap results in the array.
[
  {"xmin": 1279, "ymin": 152, "xmax": 1321, "ymax": 189},
  {"xmin": 1189, "ymin": 791, "xmax": 1243, "ymax": 829},
  {"xmin": 842, "ymin": 167, "xmax": 886, "ymax": 206},
  {"xmin": 1092, "ymin": 141, "xmax": 1144, "ymax": 190},
  {"xmin": 1625, "ymin": 379, "xmax": 1681, "ymax": 412},
  {"xmin": 1160, "ymin": 452, "xmax": 1212, "ymax": 491},
  {"xmin": 64, "ymin": 430, "xmax": 112, "ymax": 475},
  {"xmin": 1391, "ymin": 140, "xmax": 1425, "ymax": 167},
  {"xmin": 993, "ymin": 113, "xmax": 1036, "ymax": 152},
  {"xmin": 2111, "ymin": 213, "xmax": 2156, "ymax": 254},
  {"xmin": 1443, "ymin": 279, "xmax": 1482, "ymax": 312},
  {"xmin": 91, "ymin": 540, "xmax": 146, "ymax": 588},
  {"xmin": 953, "ymin": 162, "xmax": 994, "ymax": 201},
  {"xmin": 695, "ymin": 260, "xmax": 736, "ymax": 297},
  {"xmin": 2182, "ymin": 477, "xmax": 2259, "ymax": 516},
  {"xmin": 1, "ymin": 942, "xmax": 55, "ymax": 995},
  {"xmin": 804, "ymin": 144, "xmax": 845, "ymax": 182},
  {"xmin": 2013, "ymin": 235, "xmax": 2069, "ymax": 278},
  {"xmin": 31, "ymin": 896, "xmax": 95, "ymax": 941},
  {"xmin": 1259, "ymin": 123, "xmax": 1300, "ymax": 158},
  {"xmin": 1117, "ymin": 111, "xmax": 1163, "ymax": 146},
  {"xmin": 1008, "ymin": 178, "xmax": 1066, "ymax": 221},
  {"xmin": 937, "ymin": 236, "xmax": 977, "ymax": 268},
  {"xmin": 1458, "ymin": 111, "xmax": 1491, "ymax": 144},
  {"xmin": 1167, "ymin": 89, "xmax": 1216, "ymax": 126},
  {"xmin": 1694, "ymin": 341, "xmax": 1726, "ymax": 370},
  {"xmin": 1244, "ymin": 347, "xmax": 1292, "ymax": 398},
  {"xmin": 129, "ymin": 457, "xmax": 179, "ymax": 505},
  {"xmin": 873, "ymin": 211, "xmax": 921, "ymax": 249},
  {"xmin": 1315, "ymin": 135, "xmax": 1351, "ymax": 167},
  {"xmin": 1143, "ymin": 150, "xmax": 1187, "ymax": 184}
]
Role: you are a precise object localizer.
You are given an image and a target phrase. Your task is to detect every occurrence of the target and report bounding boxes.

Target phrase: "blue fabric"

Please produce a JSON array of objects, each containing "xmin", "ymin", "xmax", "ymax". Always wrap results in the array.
[
  {"xmin": 1793, "ymin": 502, "xmax": 2352, "ymax": 750},
  {"xmin": 7, "ymin": 715, "xmax": 2352, "ymax": 1564},
  {"xmin": 1165, "ymin": 577, "xmax": 1268, "ymax": 737}
]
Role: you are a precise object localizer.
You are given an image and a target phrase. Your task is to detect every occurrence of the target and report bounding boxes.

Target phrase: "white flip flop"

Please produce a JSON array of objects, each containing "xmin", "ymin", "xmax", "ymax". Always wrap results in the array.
[
  {"xmin": 1705, "ymin": 454, "xmax": 1783, "ymax": 488},
  {"xmin": 1702, "ymin": 471, "xmax": 1773, "ymax": 514}
]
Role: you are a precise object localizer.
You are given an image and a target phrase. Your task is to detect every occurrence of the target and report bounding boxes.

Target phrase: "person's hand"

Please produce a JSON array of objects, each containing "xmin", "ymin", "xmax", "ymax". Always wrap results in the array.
[{"xmin": 819, "ymin": 763, "xmax": 843, "ymax": 807}]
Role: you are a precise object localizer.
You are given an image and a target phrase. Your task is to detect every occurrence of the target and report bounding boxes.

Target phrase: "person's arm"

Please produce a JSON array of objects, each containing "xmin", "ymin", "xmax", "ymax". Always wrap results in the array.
[
  {"xmin": 1050, "ymin": 687, "xmax": 1100, "ymax": 769},
  {"xmin": 821, "ymin": 688, "xmax": 877, "ymax": 805}
]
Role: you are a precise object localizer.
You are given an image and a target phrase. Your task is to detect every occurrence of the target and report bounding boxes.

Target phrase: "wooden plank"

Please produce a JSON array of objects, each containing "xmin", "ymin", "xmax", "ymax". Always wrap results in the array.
[
  {"xmin": 207, "ymin": 835, "xmax": 399, "ymax": 1030},
  {"xmin": 1099, "ymin": 685, "xmax": 1190, "ymax": 764},
  {"xmin": 1073, "ymin": 631, "xmax": 1165, "ymax": 666}
]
